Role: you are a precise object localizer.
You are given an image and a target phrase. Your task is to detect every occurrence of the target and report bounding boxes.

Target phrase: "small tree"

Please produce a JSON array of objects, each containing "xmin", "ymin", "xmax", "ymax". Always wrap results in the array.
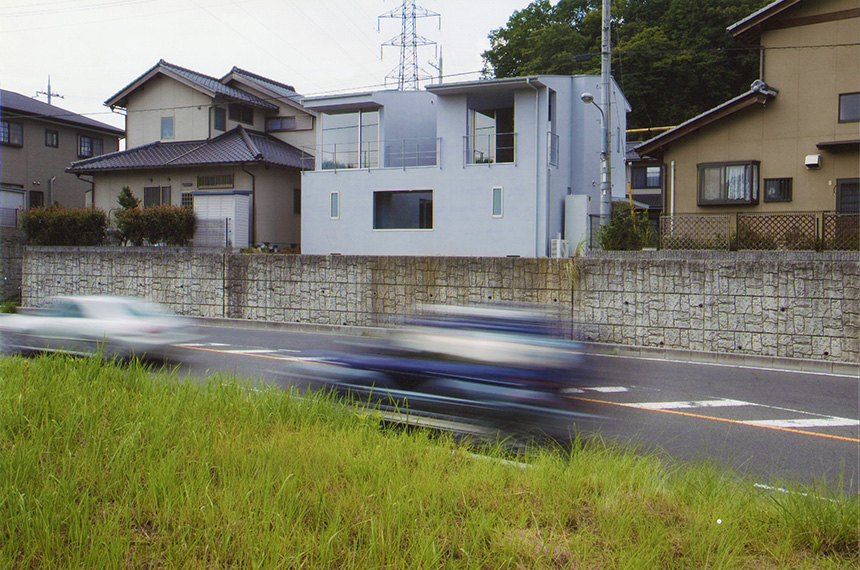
[
  {"xmin": 117, "ymin": 186, "xmax": 140, "ymax": 210},
  {"xmin": 598, "ymin": 203, "xmax": 655, "ymax": 251}
]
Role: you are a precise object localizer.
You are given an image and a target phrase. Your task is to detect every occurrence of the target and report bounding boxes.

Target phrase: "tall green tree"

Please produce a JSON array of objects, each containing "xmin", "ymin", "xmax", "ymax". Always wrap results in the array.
[{"xmin": 482, "ymin": 0, "xmax": 769, "ymax": 133}]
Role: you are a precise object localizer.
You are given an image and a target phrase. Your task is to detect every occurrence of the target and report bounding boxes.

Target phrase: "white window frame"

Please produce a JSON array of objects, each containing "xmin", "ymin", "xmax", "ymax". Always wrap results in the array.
[
  {"xmin": 492, "ymin": 187, "xmax": 504, "ymax": 218},
  {"xmin": 330, "ymin": 191, "xmax": 340, "ymax": 219}
]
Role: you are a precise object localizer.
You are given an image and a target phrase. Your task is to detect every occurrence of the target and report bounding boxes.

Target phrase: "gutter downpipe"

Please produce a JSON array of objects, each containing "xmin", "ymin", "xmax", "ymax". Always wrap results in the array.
[
  {"xmin": 670, "ymin": 160, "xmax": 676, "ymax": 216},
  {"xmin": 526, "ymin": 77, "xmax": 541, "ymax": 257},
  {"xmin": 242, "ymin": 164, "xmax": 256, "ymax": 245}
]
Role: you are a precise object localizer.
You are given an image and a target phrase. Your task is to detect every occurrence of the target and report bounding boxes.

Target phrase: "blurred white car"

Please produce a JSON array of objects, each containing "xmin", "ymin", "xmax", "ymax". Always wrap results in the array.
[{"xmin": 0, "ymin": 296, "xmax": 199, "ymax": 359}]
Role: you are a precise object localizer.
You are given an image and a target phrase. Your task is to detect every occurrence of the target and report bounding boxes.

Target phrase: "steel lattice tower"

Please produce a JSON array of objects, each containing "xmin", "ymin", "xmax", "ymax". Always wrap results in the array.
[{"xmin": 379, "ymin": 0, "xmax": 439, "ymax": 90}]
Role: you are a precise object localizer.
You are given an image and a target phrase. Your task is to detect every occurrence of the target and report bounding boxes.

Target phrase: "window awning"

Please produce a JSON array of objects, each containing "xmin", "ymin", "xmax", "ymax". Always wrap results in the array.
[{"xmin": 816, "ymin": 139, "xmax": 860, "ymax": 152}]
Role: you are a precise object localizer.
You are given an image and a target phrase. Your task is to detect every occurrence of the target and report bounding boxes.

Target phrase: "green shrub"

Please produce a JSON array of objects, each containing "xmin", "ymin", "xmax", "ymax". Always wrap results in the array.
[
  {"xmin": 115, "ymin": 206, "xmax": 196, "ymax": 246},
  {"xmin": 21, "ymin": 206, "xmax": 107, "ymax": 246},
  {"xmin": 598, "ymin": 204, "xmax": 654, "ymax": 251}
]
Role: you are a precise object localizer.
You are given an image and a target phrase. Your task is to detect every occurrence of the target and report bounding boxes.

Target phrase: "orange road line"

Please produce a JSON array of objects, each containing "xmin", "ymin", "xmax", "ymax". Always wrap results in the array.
[{"xmin": 569, "ymin": 396, "xmax": 860, "ymax": 443}]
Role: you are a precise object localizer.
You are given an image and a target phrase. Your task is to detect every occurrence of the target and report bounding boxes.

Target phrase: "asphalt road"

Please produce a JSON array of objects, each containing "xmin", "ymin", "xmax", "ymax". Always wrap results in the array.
[{"xmin": 166, "ymin": 322, "xmax": 860, "ymax": 494}]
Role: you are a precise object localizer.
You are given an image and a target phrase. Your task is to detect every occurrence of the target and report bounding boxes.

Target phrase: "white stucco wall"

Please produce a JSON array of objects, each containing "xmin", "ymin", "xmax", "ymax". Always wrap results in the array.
[{"xmin": 300, "ymin": 76, "xmax": 628, "ymax": 257}]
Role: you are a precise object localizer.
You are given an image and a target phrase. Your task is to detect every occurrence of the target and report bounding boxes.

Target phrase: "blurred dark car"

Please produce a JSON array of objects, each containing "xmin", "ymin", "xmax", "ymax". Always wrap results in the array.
[
  {"xmin": 0, "ymin": 295, "xmax": 199, "ymax": 360},
  {"xmin": 282, "ymin": 304, "xmax": 602, "ymax": 433}
]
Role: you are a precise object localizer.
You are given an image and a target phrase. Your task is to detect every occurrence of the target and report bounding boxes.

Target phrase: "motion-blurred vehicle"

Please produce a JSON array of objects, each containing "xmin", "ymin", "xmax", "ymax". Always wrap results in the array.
[
  {"xmin": 0, "ymin": 295, "xmax": 199, "ymax": 360},
  {"xmin": 281, "ymin": 304, "xmax": 603, "ymax": 434}
]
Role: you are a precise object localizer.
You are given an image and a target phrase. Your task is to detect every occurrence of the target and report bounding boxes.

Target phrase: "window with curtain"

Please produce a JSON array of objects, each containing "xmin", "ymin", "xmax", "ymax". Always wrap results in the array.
[{"xmin": 697, "ymin": 162, "xmax": 759, "ymax": 206}]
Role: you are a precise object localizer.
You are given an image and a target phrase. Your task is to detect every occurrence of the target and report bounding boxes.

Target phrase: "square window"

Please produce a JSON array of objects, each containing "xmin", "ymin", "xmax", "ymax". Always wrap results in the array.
[
  {"xmin": 373, "ymin": 190, "xmax": 433, "ymax": 230},
  {"xmin": 29, "ymin": 190, "xmax": 44, "ymax": 209},
  {"xmin": 631, "ymin": 165, "xmax": 662, "ymax": 189},
  {"xmin": 764, "ymin": 178, "xmax": 792, "ymax": 202},
  {"xmin": 839, "ymin": 93, "xmax": 860, "ymax": 123},
  {"xmin": 161, "ymin": 117, "xmax": 174, "ymax": 139},
  {"xmin": 492, "ymin": 187, "xmax": 503, "ymax": 217},
  {"xmin": 78, "ymin": 135, "xmax": 93, "ymax": 157},
  {"xmin": 181, "ymin": 192, "xmax": 194, "ymax": 208},
  {"xmin": 330, "ymin": 192, "xmax": 340, "ymax": 219},
  {"xmin": 45, "ymin": 130, "xmax": 59, "ymax": 148},
  {"xmin": 229, "ymin": 104, "xmax": 254, "ymax": 125}
]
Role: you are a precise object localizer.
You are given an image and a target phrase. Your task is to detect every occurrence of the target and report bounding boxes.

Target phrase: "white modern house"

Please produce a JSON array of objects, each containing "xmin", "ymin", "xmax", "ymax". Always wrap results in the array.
[{"xmin": 300, "ymin": 75, "xmax": 629, "ymax": 257}]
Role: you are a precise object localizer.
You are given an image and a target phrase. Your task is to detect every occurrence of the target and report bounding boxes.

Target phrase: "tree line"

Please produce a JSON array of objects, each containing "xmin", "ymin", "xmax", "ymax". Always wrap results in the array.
[{"xmin": 481, "ymin": 0, "xmax": 770, "ymax": 136}]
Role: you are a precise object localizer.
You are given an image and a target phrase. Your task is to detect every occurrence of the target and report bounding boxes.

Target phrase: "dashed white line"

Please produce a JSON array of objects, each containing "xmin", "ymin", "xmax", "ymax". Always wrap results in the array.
[{"xmin": 561, "ymin": 386, "xmax": 629, "ymax": 394}]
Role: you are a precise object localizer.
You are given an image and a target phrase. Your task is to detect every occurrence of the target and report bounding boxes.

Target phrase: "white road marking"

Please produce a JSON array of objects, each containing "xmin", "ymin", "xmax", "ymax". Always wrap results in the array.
[
  {"xmin": 634, "ymin": 398, "xmax": 754, "ymax": 410},
  {"xmin": 561, "ymin": 386, "xmax": 628, "ymax": 394},
  {"xmin": 218, "ymin": 348, "xmax": 300, "ymax": 354},
  {"xmin": 743, "ymin": 418, "xmax": 860, "ymax": 428}
]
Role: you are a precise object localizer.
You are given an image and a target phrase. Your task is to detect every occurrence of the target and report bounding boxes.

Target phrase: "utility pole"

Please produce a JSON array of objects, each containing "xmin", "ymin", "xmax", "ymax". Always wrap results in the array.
[
  {"xmin": 35, "ymin": 75, "xmax": 63, "ymax": 105},
  {"xmin": 600, "ymin": 0, "xmax": 612, "ymax": 227},
  {"xmin": 379, "ymin": 0, "xmax": 440, "ymax": 90}
]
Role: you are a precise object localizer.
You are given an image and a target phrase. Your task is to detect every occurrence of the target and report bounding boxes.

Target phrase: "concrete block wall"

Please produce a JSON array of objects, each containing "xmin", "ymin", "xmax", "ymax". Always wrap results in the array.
[{"xmin": 21, "ymin": 247, "xmax": 859, "ymax": 363}]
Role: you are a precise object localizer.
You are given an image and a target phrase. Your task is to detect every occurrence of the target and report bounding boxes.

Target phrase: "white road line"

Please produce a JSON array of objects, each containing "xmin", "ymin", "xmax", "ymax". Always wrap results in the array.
[
  {"xmin": 633, "ymin": 398, "xmax": 755, "ymax": 410},
  {"xmin": 219, "ymin": 349, "xmax": 300, "ymax": 354},
  {"xmin": 561, "ymin": 386, "xmax": 628, "ymax": 394},
  {"xmin": 743, "ymin": 418, "xmax": 860, "ymax": 428}
]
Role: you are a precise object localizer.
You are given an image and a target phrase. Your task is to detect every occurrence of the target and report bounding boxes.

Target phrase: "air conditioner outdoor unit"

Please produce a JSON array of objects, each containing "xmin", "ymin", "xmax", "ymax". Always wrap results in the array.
[{"xmin": 551, "ymin": 238, "xmax": 569, "ymax": 258}]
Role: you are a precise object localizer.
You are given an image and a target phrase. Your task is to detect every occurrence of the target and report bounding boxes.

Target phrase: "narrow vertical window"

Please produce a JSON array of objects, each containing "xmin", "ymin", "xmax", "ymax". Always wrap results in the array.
[
  {"xmin": 330, "ymin": 192, "xmax": 339, "ymax": 219},
  {"xmin": 214, "ymin": 108, "xmax": 226, "ymax": 131},
  {"xmin": 161, "ymin": 117, "xmax": 174, "ymax": 139},
  {"xmin": 45, "ymin": 130, "xmax": 59, "ymax": 148},
  {"xmin": 492, "ymin": 187, "xmax": 503, "ymax": 217}
]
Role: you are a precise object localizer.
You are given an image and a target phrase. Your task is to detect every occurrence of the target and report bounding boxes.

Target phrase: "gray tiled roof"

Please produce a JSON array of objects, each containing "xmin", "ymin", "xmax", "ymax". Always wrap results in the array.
[
  {"xmin": 106, "ymin": 60, "xmax": 278, "ymax": 111},
  {"xmin": 226, "ymin": 67, "xmax": 300, "ymax": 100},
  {"xmin": 0, "ymin": 89, "xmax": 124, "ymax": 136},
  {"xmin": 67, "ymin": 126, "xmax": 306, "ymax": 173}
]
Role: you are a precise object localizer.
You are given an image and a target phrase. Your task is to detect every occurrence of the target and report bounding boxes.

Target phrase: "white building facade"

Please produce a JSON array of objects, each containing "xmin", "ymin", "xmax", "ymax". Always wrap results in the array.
[{"xmin": 300, "ymin": 75, "xmax": 629, "ymax": 257}]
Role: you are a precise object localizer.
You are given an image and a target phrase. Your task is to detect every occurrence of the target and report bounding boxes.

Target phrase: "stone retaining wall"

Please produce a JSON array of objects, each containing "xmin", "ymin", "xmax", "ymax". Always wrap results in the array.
[
  {"xmin": 1, "ymin": 228, "xmax": 26, "ymax": 301},
  {"xmin": 21, "ymin": 248, "xmax": 859, "ymax": 363}
]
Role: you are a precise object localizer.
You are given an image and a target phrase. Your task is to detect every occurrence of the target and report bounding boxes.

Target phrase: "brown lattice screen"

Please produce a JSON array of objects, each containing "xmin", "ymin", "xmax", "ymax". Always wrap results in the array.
[
  {"xmin": 736, "ymin": 213, "xmax": 817, "ymax": 250},
  {"xmin": 822, "ymin": 213, "xmax": 860, "ymax": 251},
  {"xmin": 660, "ymin": 215, "xmax": 731, "ymax": 250}
]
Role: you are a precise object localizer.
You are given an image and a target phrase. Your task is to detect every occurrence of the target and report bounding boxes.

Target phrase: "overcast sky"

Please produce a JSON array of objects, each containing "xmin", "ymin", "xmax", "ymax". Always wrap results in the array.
[{"xmin": 1, "ymin": 0, "xmax": 530, "ymax": 131}]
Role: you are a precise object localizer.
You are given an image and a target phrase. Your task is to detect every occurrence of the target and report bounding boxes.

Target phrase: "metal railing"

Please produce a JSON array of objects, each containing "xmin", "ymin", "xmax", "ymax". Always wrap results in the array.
[
  {"xmin": 463, "ymin": 132, "xmax": 517, "ymax": 165},
  {"xmin": 660, "ymin": 212, "xmax": 859, "ymax": 251},
  {"xmin": 193, "ymin": 218, "xmax": 232, "ymax": 248},
  {"xmin": 302, "ymin": 137, "xmax": 440, "ymax": 171},
  {"xmin": 0, "ymin": 207, "xmax": 21, "ymax": 228}
]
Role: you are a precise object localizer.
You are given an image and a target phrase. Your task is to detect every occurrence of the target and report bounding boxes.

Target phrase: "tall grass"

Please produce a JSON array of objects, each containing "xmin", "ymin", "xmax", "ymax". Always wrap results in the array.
[{"xmin": 0, "ymin": 354, "xmax": 857, "ymax": 569}]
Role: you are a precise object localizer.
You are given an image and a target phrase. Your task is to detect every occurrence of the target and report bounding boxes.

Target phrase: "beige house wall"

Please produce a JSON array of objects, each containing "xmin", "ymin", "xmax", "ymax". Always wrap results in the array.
[
  {"xmin": 661, "ymin": 1, "xmax": 859, "ymax": 215},
  {"xmin": 124, "ymin": 75, "xmax": 212, "ymax": 148},
  {"xmin": 223, "ymin": 81, "xmax": 316, "ymax": 150},
  {"xmin": 91, "ymin": 165, "xmax": 300, "ymax": 247}
]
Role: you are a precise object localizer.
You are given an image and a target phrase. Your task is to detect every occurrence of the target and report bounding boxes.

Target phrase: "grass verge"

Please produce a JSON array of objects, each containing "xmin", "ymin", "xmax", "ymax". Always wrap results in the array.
[{"xmin": 1, "ymin": 354, "xmax": 857, "ymax": 569}]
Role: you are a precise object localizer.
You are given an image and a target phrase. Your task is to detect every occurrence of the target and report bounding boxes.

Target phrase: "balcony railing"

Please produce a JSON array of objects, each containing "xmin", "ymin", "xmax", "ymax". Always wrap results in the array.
[
  {"xmin": 463, "ymin": 132, "xmax": 516, "ymax": 165},
  {"xmin": 302, "ymin": 137, "xmax": 440, "ymax": 171}
]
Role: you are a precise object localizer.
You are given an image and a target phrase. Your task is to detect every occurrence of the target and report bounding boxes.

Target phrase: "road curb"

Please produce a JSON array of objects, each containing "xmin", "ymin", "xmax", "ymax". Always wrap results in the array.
[{"xmin": 195, "ymin": 316, "xmax": 860, "ymax": 378}]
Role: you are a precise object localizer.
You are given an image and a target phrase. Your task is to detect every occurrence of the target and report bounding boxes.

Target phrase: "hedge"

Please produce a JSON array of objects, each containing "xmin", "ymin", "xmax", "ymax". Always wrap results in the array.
[
  {"xmin": 115, "ymin": 206, "xmax": 196, "ymax": 246},
  {"xmin": 21, "ymin": 206, "xmax": 108, "ymax": 246}
]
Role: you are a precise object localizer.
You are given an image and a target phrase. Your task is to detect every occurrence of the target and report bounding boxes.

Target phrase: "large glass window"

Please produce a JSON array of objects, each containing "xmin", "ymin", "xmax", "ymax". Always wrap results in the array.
[
  {"xmin": 838, "ymin": 93, "xmax": 860, "ymax": 123},
  {"xmin": 320, "ymin": 110, "xmax": 379, "ymax": 169},
  {"xmin": 373, "ymin": 190, "xmax": 433, "ymax": 230},
  {"xmin": 697, "ymin": 161, "xmax": 759, "ymax": 206},
  {"xmin": 467, "ymin": 107, "xmax": 514, "ymax": 164}
]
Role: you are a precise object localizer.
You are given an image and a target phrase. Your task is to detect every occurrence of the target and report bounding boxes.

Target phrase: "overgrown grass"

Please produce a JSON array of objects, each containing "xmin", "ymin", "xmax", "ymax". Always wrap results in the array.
[{"xmin": 1, "ymin": 354, "xmax": 857, "ymax": 569}]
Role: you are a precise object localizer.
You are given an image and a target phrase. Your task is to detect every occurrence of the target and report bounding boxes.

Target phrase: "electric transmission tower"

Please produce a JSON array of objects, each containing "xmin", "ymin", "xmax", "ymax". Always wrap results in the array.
[{"xmin": 379, "ymin": 0, "xmax": 440, "ymax": 90}]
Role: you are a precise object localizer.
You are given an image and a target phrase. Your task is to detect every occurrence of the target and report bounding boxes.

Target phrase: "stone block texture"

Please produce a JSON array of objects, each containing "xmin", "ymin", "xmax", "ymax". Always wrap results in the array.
[{"xmin": 21, "ymin": 247, "xmax": 860, "ymax": 363}]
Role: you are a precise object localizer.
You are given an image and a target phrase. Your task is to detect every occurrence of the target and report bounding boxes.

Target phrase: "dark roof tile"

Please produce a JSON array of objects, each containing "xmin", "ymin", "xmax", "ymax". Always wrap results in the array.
[{"xmin": 0, "ymin": 89, "xmax": 124, "ymax": 136}]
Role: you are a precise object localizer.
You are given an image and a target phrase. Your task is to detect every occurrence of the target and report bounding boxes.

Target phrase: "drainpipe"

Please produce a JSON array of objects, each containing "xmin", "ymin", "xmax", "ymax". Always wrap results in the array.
[
  {"xmin": 526, "ymin": 77, "xmax": 541, "ymax": 257},
  {"xmin": 669, "ymin": 160, "xmax": 676, "ymax": 216},
  {"xmin": 74, "ymin": 174, "xmax": 95, "ymax": 207},
  {"xmin": 242, "ymin": 164, "xmax": 256, "ymax": 245},
  {"xmin": 48, "ymin": 176, "xmax": 56, "ymax": 206}
]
